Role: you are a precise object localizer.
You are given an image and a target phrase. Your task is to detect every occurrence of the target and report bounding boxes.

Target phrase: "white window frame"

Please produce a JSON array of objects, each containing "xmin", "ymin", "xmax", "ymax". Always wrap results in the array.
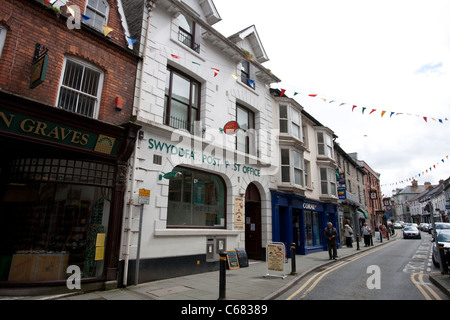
[
  {"xmin": 279, "ymin": 104, "xmax": 302, "ymax": 140},
  {"xmin": 0, "ymin": 25, "xmax": 7, "ymax": 59},
  {"xmin": 56, "ymin": 56, "xmax": 104, "ymax": 119},
  {"xmin": 84, "ymin": 0, "xmax": 110, "ymax": 31},
  {"xmin": 320, "ymin": 167, "xmax": 337, "ymax": 196},
  {"xmin": 280, "ymin": 148, "xmax": 304, "ymax": 187},
  {"xmin": 317, "ymin": 131, "xmax": 333, "ymax": 159}
]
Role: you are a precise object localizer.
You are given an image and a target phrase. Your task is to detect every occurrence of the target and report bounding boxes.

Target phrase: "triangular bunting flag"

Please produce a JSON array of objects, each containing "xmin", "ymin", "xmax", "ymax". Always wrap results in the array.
[
  {"xmin": 280, "ymin": 89, "xmax": 286, "ymax": 97},
  {"xmin": 248, "ymin": 79, "xmax": 255, "ymax": 88},
  {"xmin": 81, "ymin": 14, "xmax": 91, "ymax": 21},
  {"xmin": 103, "ymin": 25, "xmax": 114, "ymax": 36},
  {"xmin": 352, "ymin": 105, "xmax": 357, "ymax": 112},
  {"xmin": 171, "ymin": 54, "xmax": 180, "ymax": 59},
  {"xmin": 211, "ymin": 68, "xmax": 220, "ymax": 77},
  {"xmin": 370, "ymin": 109, "xmax": 376, "ymax": 114},
  {"xmin": 66, "ymin": 5, "xmax": 76, "ymax": 17},
  {"xmin": 126, "ymin": 36, "xmax": 137, "ymax": 46},
  {"xmin": 231, "ymin": 74, "xmax": 238, "ymax": 81},
  {"xmin": 192, "ymin": 61, "xmax": 201, "ymax": 66},
  {"xmin": 423, "ymin": 117, "xmax": 427, "ymax": 122},
  {"xmin": 309, "ymin": 94, "xmax": 317, "ymax": 97},
  {"xmin": 381, "ymin": 111, "xmax": 386, "ymax": 117}
]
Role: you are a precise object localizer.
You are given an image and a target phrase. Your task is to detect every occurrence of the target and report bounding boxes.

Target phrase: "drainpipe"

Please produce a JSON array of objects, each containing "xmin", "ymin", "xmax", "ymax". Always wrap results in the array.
[{"xmin": 123, "ymin": 0, "xmax": 157, "ymax": 287}]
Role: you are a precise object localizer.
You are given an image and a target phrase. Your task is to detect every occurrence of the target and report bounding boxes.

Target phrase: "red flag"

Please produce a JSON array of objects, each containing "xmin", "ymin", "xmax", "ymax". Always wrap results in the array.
[
  {"xmin": 211, "ymin": 68, "xmax": 220, "ymax": 77},
  {"xmin": 280, "ymin": 89, "xmax": 286, "ymax": 97},
  {"xmin": 423, "ymin": 117, "xmax": 427, "ymax": 122},
  {"xmin": 309, "ymin": 94, "xmax": 317, "ymax": 97},
  {"xmin": 370, "ymin": 109, "xmax": 376, "ymax": 114},
  {"xmin": 171, "ymin": 54, "xmax": 180, "ymax": 59},
  {"xmin": 352, "ymin": 105, "xmax": 357, "ymax": 112}
]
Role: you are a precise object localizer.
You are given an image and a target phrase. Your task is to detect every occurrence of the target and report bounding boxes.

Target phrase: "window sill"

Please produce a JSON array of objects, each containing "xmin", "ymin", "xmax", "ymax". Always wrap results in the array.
[{"xmin": 154, "ymin": 228, "xmax": 241, "ymax": 237}]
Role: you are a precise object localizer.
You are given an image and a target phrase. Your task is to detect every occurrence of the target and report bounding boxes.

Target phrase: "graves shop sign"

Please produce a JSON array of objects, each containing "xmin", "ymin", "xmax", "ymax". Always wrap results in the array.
[{"xmin": 0, "ymin": 109, "xmax": 118, "ymax": 155}]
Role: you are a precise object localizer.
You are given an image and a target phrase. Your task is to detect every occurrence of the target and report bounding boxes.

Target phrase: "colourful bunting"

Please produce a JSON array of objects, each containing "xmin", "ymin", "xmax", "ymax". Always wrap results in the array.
[
  {"xmin": 280, "ymin": 89, "xmax": 286, "ymax": 97},
  {"xmin": 231, "ymin": 74, "xmax": 238, "ymax": 81},
  {"xmin": 381, "ymin": 154, "xmax": 449, "ymax": 187},
  {"xmin": 248, "ymin": 79, "xmax": 255, "ymax": 88},
  {"xmin": 81, "ymin": 14, "xmax": 91, "ymax": 21},
  {"xmin": 171, "ymin": 54, "xmax": 180, "ymax": 59}
]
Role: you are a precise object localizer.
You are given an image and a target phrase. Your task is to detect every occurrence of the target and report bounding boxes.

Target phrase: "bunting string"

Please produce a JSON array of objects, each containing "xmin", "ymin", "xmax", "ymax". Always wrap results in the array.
[
  {"xmin": 277, "ymin": 87, "xmax": 448, "ymax": 125},
  {"xmin": 381, "ymin": 155, "xmax": 449, "ymax": 187}
]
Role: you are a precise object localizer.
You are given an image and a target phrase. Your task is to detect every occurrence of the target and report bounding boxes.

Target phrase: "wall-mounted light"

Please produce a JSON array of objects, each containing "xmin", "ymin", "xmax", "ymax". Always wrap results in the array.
[{"xmin": 138, "ymin": 130, "xmax": 144, "ymax": 140}]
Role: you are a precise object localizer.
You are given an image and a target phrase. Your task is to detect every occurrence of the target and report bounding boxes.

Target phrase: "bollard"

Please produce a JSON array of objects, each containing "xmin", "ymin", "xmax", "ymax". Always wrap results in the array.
[
  {"xmin": 438, "ymin": 243, "xmax": 448, "ymax": 275},
  {"xmin": 370, "ymin": 233, "xmax": 373, "ymax": 246},
  {"xmin": 356, "ymin": 234, "xmax": 360, "ymax": 250},
  {"xmin": 290, "ymin": 243, "xmax": 297, "ymax": 275},
  {"xmin": 218, "ymin": 251, "xmax": 227, "ymax": 300}
]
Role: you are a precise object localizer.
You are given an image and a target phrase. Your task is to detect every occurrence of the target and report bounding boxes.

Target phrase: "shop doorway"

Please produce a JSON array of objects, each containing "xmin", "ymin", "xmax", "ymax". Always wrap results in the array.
[{"xmin": 245, "ymin": 183, "xmax": 262, "ymax": 260}]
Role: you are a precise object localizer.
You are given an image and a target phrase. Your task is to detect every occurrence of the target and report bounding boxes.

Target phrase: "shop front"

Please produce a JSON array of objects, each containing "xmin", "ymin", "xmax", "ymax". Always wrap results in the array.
[
  {"xmin": 122, "ymin": 127, "xmax": 273, "ymax": 284},
  {"xmin": 271, "ymin": 190, "xmax": 339, "ymax": 256},
  {"xmin": 0, "ymin": 92, "xmax": 139, "ymax": 294}
]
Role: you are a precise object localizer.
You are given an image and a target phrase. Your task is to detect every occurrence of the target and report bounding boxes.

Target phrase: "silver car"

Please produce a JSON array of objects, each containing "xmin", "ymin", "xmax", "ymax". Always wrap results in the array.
[
  {"xmin": 402, "ymin": 226, "xmax": 421, "ymax": 239},
  {"xmin": 432, "ymin": 229, "xmax": 450, "ymax": 267}
]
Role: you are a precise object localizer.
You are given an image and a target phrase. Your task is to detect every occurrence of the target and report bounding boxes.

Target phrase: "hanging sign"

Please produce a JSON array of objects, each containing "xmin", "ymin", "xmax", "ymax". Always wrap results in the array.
[{"xmin": 220, "ymin": 121, "xmax": 240, "ymax": 134}]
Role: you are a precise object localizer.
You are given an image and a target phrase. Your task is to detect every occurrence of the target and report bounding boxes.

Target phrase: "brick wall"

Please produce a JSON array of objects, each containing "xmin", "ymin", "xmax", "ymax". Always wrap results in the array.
[{"xmin": 0, "ymin": 0, "xmax": 139, "ymax": 126}]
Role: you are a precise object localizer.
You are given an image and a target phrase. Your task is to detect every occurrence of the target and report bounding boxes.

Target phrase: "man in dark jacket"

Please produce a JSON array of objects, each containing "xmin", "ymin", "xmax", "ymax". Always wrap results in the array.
[{"xmin": 324, "ymin": 222, "xmax": 338, "ymax": 260}]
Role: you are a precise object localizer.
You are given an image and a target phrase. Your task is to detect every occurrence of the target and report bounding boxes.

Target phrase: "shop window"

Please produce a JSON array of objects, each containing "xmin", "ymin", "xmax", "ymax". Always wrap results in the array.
[
  {"xmin": 167, "ymin": 167, "xmax": 225, "ymax": 228},
  {"xmin": 57, "ymin": 57, "xmax": 104, "ymax": 118},
  {"xmin": 0, "ymin": 158, "xmax": 113, "ymax": 282},
  {"xmin": 84, "ymin": 0, "xmax": 110, "ymax": 31},
  {"xmin": 305, "ymin": 211, "xmax": 322, "ymax": 247},
  {"xmin": 236, "ymin": 104, "xmax": 256, "ymax": 155},
  {"xmin": 164, "ymin": 67, "xmax": 200, "ymax": 133}
]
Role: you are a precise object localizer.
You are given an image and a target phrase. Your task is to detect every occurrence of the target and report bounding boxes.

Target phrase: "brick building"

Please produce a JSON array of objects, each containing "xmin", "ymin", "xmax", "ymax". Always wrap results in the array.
[{"xmin": 0, "ymin": 0, "xmax": 140, "ymax": 294}]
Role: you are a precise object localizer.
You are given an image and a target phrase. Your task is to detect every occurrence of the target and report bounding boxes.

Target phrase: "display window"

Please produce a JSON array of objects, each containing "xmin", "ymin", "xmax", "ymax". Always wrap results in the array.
[
  {"xmin": 0, "ymin": 158, "xmax": 113, "ymax": 282},
  {"xmin": 304, "ymin": 211, "xmax": 322, "ymax": 247},
  {"xmin": 167, "ymin": 167, "xmax": 226, "ymax": 228}
]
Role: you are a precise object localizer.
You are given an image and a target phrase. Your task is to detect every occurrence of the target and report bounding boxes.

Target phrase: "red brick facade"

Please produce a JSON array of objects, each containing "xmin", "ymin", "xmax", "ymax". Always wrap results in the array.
[{"xmin": 0, "ymin": 0, "xmax": 139, "ymax": 125}]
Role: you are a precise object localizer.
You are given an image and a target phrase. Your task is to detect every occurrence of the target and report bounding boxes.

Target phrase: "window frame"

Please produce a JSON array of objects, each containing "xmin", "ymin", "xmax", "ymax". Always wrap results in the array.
[
  {"xmin": 164, "ymin": 66, "xmax": 201, "ymax": 133},
  {"xmin": 84, "ymin": 0, "xmax": 110, "ymax": 32},
  {"xmin": 166, "ymin": 167, "xmax": 227, "ymax": 229},
  {"xmin": 280, "ymin": 148, "xmax": 304, "ymax": 187},
  {"xmin": 0, "ymin": 25, "xmax": 7, "ymax": 59},
  {"xmin": 236, "ymin": 104, "xmax": 256, "ymax": 155},
  {"xmin": 178, "ymin": 14, "xmax": 200, "ymax": 53},
  {"xmin": 56, "ymin": 56, "xmax": 104, "ymax": 119},
  {"xmin": 317, "ymin": 131, "xmax": 334, "ymax": 159},
  {"xmin": 320, "ymin": 167, "xmax": 337, "ymax": 197},
  {"xmin": 279, "ymin": 104, "xmax": 302, "ymax": 140}
]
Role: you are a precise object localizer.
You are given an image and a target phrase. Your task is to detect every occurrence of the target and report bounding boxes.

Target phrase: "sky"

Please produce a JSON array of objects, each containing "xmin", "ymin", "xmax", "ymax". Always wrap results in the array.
[{"xmin": 212, "ymin": 0, "xmax": 450, "ymax": 197}]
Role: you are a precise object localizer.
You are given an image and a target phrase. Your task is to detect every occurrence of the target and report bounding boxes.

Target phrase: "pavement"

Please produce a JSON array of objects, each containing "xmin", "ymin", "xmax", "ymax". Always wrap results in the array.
[{"xmin": 1, "ymin": 230, "xmax": 449, "ymax": 300}]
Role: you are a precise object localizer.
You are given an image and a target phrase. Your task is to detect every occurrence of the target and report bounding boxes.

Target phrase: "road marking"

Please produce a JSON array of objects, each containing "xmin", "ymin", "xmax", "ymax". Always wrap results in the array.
[
  {"xmin": 411, "ymin": 273, "xmax": 441, "ymax": 300},
  {"xmin": 286, "ymin": 241, "xmax": 396, "ymax": 300}
]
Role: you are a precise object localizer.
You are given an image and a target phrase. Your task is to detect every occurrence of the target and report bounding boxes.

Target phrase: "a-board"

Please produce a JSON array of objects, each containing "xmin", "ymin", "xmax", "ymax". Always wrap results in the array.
[{"xmin": 226, "ymin": 250, "xmax": 240, "ymax": 270}]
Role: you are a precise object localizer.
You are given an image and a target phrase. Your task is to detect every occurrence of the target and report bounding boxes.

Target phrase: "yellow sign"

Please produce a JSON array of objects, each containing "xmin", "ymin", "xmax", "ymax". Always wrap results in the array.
[
  {"xmin": 138, "ymin": 188, "xmax": 150, "ymax": 204},
  {"xmin": 94, "ymin": 233, "xmax": 106, "ymax": 261}
]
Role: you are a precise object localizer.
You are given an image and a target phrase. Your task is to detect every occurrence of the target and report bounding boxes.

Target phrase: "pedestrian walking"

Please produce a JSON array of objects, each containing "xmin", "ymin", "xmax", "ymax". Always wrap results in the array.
[
  {"xmin": 361, "ymin": 223, "xmax": 371, "ymax": 247},
  {"xmin": 344, "ymin": 224, "xmax": 353, "ymax": 248},
  {"xmin": 324, "ymin": 222, "xmax": 338, "ymax": 260}
]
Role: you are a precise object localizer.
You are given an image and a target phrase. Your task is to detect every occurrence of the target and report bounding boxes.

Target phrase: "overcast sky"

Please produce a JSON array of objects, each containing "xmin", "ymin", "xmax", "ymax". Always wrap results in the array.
[{"xmin": 213, "ymin": 0, "xmax": 450, "ymax": 197}]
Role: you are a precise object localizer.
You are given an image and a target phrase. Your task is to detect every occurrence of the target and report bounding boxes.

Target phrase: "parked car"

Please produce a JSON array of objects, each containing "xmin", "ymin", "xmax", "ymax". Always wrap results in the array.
[
  {"xmin": 431, "ymin": 229, "xmax": 450, "ymax": 267},
  {"xmin": 403, "ymin": 226, "xmax": 421, "ymax": 239},
  {"xmin": 429, "ymin": 222, "xmax": 450, "ymax": 234},
  {"xmin": 419, "ymin": 223, "xmax": 429, "ymax": 231}
]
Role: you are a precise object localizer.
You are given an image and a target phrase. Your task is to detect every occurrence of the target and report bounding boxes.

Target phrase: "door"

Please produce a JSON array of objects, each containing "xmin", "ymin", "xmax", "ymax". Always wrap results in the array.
[{"xmin": 245, "ymin": 183, "xmax": 262, "ymax": 260}]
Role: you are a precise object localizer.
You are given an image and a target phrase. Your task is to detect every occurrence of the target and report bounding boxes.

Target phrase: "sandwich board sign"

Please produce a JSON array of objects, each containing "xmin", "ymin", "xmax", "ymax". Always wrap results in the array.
[{"xmin": 265, "ymin": 242, "xmax": 287, "ymax": 279}]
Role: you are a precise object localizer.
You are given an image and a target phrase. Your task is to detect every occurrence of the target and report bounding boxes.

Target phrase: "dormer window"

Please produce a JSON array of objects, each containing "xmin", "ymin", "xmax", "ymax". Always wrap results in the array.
[{"xmin": 178, "ymin": 14, "xmax": 200, "ymax": 53}]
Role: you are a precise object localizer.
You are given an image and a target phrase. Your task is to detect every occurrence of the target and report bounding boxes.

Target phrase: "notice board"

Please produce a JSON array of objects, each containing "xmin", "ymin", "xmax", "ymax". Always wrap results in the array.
[{"xmin": 226, "ymin": 250, "xmax": 240, "ymax": 270}]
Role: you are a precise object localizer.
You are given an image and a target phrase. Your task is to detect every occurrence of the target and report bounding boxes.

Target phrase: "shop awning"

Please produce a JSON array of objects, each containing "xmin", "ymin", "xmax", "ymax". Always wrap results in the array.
[{"xmin": 357, "ymin": 208, "xmax": 369, "ymax": 219}]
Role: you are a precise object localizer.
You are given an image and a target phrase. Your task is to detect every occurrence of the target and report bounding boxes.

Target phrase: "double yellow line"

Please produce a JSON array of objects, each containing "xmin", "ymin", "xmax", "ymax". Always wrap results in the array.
[
  {"xmin": 286, "ymin": 242, "xmax": 395, "ymax": 300},
  {"xmin": 410, "ymin": 273, "xmax": 442, "ymax": 300}
]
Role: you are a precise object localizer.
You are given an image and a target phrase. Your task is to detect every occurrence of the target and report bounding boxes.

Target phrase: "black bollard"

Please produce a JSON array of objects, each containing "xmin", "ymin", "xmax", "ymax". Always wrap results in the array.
[
  {"xmin": 370, "ymin": 233, "xmax": 373, "ymax": 246},
  {"xmin": 218, "ymin": 251, "xmax": 227, "ymax": 300},
  {"xmin": 290, "ymin": 243, "xmax": 297, "ymax": 275},
  {"xmin": 356, "ymin": 234, "xmax": 360, "ymax": 250},
  {"xmin": 438, "ymin": 243, "xmax": 448, "ymax": 275}
]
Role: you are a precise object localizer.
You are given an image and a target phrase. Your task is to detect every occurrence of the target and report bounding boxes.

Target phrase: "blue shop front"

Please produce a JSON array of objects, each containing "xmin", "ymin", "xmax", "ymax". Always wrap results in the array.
[{"xmin": 271, "ymin": 191, "xmax": 339, "ymax": 256}]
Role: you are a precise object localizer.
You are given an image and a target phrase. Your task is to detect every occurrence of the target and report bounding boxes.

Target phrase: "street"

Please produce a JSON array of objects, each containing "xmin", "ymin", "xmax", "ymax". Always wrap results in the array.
[{"xmin": 279, "ymin": 231, "xmax": 448, "ymax": 300}]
